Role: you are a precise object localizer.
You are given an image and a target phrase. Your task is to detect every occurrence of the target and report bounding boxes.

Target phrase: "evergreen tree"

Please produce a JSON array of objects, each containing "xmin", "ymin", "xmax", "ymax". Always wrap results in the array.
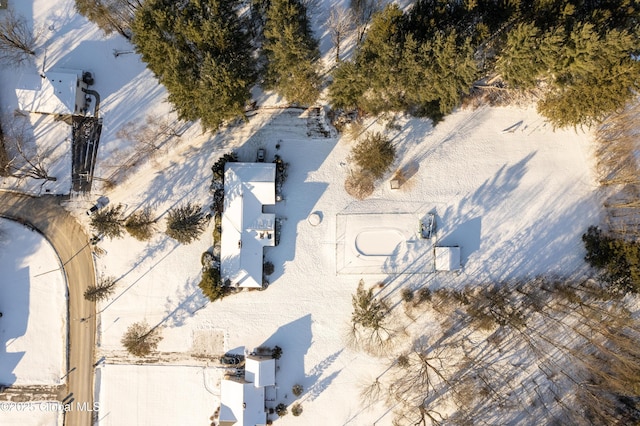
[
  {"xmin": 84, "ymin": 276, "xmax": 117, "ymax": 302},
  {"xmin": 165, "ymin": 203, "xmax": 208, "ymax": 244},
  {"xmin": 328, "ymin": 60, "xmax": 366, "ymax": 111},
  {"xmin": 420, "ymin": 31, "xmax": 478, "ymax": 115},
  {"xmin": 132, "ymin": 0, "xmax": 255, "ymax": 131},
  {"xmin": 90, "ymin": 204, "xmax": 125, "ymax": 239},
  {"xmin": 538, "ymin": 24, "xmax": 640, "ymax": 128},
  {"xmin": 350, "ymin": 132, "xmax": 395, "ymax": 179},
  {"xmin": 198, "ymin": 267, "xmax": 227, "ymax": 302},
  {"xmin": 75, "ymin": 0, "xmax": 140, "ymax": 39},
  {"xmin": 351, "ymin": 279, "xmax": 388, "ymax": 330},
  {"xmin": 125, "ymin": 208, "xmax": 156, "ymax": 241},
  {"xmin": 354, "ymin": 3, "xmax": 405, "ymax": 114},
  {"xmin": 263, "ymin": 0, "xmax": 321, "ymax": 105},
  {"xmin": 497, "ymin": 23, "xmax": 562, "ymax": 89},
  {"xmin": 121, "ymin": 321, "xmax": 162, "ymax": 357}
]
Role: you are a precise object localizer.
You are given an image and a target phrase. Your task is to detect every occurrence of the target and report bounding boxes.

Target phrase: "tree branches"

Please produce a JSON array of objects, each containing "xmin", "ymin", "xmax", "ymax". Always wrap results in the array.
[{"xmin": 0, "ymin": 9, "xmax": 39, "ymax": 65}]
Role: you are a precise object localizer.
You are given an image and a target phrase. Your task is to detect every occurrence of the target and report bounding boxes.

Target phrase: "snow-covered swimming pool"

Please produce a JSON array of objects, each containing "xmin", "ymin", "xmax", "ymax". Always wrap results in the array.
[{"xmin": 355, "ymin": 229, "xmax": 404, "ymax": 256}]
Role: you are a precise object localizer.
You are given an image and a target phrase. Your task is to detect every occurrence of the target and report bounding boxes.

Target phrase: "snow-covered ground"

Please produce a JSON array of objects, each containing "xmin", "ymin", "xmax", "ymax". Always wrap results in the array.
[
  {"xmin": 0, "ymin": 1, "xmax": 602, "ymax": 425},
  {"xmin": 0, "ymin": 218, "xmax": 66, "ymax": 386},
  {"xmin": 96, "ymin": 365, "xmax": 220, "ymax": 426}
]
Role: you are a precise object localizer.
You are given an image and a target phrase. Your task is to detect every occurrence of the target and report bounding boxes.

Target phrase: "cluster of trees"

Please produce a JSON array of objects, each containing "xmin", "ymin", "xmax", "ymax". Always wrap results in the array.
[
  {"xmin": 89, "ymin": 202, "xmax": 208, "ymax": 243},
  {"xmin": 330, "ymin": 0, "xmax": 640, "ymax": 127},
  {"xmin": 65, "ymin": 1, "xmax": 640, "ymax": 129},
  {"xmin": 582, "ymin": 226, "xmax": 640, "ymax": 294},
  {"xmin": 345, "ymin": 132, "xmax": 395, "ymax": 199},
  {"xmin": 356, "ymin": 277, "xmax": 640, "ymax": 425},
  {"xmin": 121, "ymin": 0, "xmax": 321, "ymax": 131}
]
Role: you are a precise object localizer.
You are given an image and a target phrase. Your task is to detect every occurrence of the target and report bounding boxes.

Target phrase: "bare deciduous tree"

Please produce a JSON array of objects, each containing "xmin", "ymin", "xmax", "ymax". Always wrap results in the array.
[
  {"xmin": 121, "ymin": 321, "xmax": 162, "ymax": 357},
  {"xmin": 1, "ymin": 115, "xmax": 56, "ymax": 183},
  {"xmin": 0, "ymin": 9, "xmax": 40, "ymax": 64},
  {"xmin": 349, "ymin": 0, "xmax": 381, "ymax": 45},
  {"xmin": 326, "ymin": 6, "xmax": 353, "ymax": 64}
]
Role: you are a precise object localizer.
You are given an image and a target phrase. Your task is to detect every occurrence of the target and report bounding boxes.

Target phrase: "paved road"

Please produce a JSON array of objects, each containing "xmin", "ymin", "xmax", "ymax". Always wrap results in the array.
[{"xmin": 0, "ymin": 191, "xmax": 96, "ymax": 426}]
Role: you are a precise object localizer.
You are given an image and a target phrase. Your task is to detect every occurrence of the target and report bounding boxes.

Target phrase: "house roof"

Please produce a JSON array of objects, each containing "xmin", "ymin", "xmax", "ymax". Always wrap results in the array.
[
  {"xmin": 219, "ymin": 378, "xmax": 266, "ymax": 426},
  {"xmin": 16, "ymin": 70, "xmax": 84, "ymax": 115},
  {"xmin": 221, "ymin": 163, "xmax": 276, "ymax": 288},
  {"xmin": 245, "ymin": 355, "xmax": 275, "ymax": 388},
  {"xmin": 434, "ymin": 246, "xmax": 461, "ymax": 271}
]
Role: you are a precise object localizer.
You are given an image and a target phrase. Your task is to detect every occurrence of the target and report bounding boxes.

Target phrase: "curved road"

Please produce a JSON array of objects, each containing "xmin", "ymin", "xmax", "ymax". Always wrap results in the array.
[{"xmin": 0, "ymin": 191, "xmax": 96, "ymax": 426}]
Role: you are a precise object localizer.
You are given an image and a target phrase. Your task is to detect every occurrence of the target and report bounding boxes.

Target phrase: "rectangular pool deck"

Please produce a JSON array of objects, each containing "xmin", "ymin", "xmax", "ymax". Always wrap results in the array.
[{"xmin": 336, "ymin": 212, "xmax": 436, "ymax": 274}]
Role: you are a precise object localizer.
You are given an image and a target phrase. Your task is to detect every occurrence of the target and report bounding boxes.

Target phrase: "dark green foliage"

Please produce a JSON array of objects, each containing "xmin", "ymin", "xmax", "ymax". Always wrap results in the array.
[
  {"xmin": 330, "ymin": 4, "xmax": 478, "ymax": 120},
  {"xmin": 328, "ymin": 61, "xmax": 366, "ymax": 111},
  {"xmin": 84, "ymin": 276, "xmax": 117, "ymax": 302},
  {"xmin": 272, "ymin": 345, "xmax": 283, "ymax": 359},
  {"xmin": 352, "ymin": 279, "xmax": 388, "ymax": 330},
  {"xmin": 132, "ymin": 0, "xmax": 255, "ymax": 131},
  {"xmin": 199, "ymin": 267, "xmax": 228, "ymax": 302},
  {"xmin": 165, "ymin": 203, "xmax": 208, "ymax": 244},
  {"xmin": 350, "ymin": 132, "xmax": 395, "ymax": 179},
  {"xmin": 125, "ymin": 208, "xmax": 155, "ymax": 241},
  {"xmin": 90, "ymin": 204, "xmax": 125, "ymax": 239},
  {"xmin": 582, "ymin": 226, "xmax": 640, "ymax": 294},
  {"xmin": 330, "ymin": 0, "xmax": 640, "ymax": 127},
  {"xmin": 275, "ymin": 403, "xmax": 288, "ymax": 417},
  {"xmin": 264, "ymin": 261, "xmax": 274, "ymax": 276},
  {"xmin": 263, "ymin": 0, "xmax": 321, "ymax": 105},
  {"xmin": 75, "ymin": 0, "xmax": 138, "ymax": 39},
  {"xmin": 211, "ymin": 152, "xmax": 238, "ymax": 183},
  {"xmin": 537, "ymin": 24, "xmax": 640, "ymax": 128}
]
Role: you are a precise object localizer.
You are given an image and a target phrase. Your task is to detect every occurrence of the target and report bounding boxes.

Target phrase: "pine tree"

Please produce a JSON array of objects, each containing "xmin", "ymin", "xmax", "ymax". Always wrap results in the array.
[
  {"xmin": 84, "ymin": 276, "xmax": 117, "ymax": 302},
  {"xmin": 165, "ymin": 203, "xmax": 208, "ymax": 244},
  {"xmin": 125, "ymin": 208, "xmax": 155, "ymax": 241},
  {"xmin": 75, "ymin": 0, "xmax": 139, "ymax": 39},
  {"xmin": 198, "ymin": 267, "xmax": 227, "ymax": 302},
  {"xmin": 121, "ymin": 321, "xmax": 162, "ymax": 357},
  {"xmin": 350, "ymin": 132, "xmax": 395, "ymax": 179},
  {"xmin": 497, "ymin": 23, "xmax": 556, "ymax": 89},
  {"xmin": 263, "ymin": 0, "xmax": 321, "ymax": 105},
  {"xmin": 328, "ymin": 60, "xmax": 366, "ymax": 111},
  {"xmin": 354, "ymin": 3, "xmax": 405, "ymax": 114},
  {"xmin": 132, "ymin": 0, "xmax": 256, "ymax": 131},
  {"xmin": 538, "ymin": 24, "xmax": 640, "ymax": 128},
  {"xmin": 351, "ymin": 279, "xmax": 388, "ymax": 330},
  {"xmin": 423, "ymin": 31, "xmax": 478, "ymax": 115},
  {"xmin": 90, "ymin": 204, "xmax": 125, "ymax": 239}
]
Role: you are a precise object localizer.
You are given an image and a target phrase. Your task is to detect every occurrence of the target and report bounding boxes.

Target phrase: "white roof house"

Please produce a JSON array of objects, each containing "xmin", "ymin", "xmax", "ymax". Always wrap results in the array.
[
  {"xmin": 221, "ymin": 163, "xmax": 276, "ymax": 288},
  {"xmin": 245, "ymin": 355, "xmax": 275, "ymax": 388},
  {"xmin": 16, "ymin": 70, "xmax": 88, "ymax": 116},
  {"xmin": 219, "ymin": 356, "xmax": 275, "ymax": 426},
  {"xmin": 219, "ymin": 378, "xmax": 267, "ymax": 426},
  {"xmin": 434, "ymin": 246, "xmax": 462, "ymax": 271}
]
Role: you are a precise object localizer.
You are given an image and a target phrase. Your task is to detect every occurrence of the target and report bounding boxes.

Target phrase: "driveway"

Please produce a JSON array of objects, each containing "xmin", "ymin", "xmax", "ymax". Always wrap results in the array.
[{"xmin": 0, "ymin": 191, "xmax": 96, "ymax": 426}]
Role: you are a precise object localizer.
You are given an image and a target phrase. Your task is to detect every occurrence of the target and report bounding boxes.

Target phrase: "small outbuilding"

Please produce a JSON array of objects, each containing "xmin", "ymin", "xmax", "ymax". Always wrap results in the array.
[{"xmin": 434, "ymin": 246, "xmax": 461, "ymax": 272}]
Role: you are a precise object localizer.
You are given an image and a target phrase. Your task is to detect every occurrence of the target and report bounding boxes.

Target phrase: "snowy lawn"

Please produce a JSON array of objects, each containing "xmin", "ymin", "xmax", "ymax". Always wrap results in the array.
[
  {"xmin": 0, "ymin": 218, "xmax": 66, "ymax": 386},
  {"xmin": 96, "ymin": 365, "xmax": 220, "ymax": 426},
  {"xmin": 0, "ymin": 1, "xmax": 601, "ymax": 425},
  {"xmin": 92, "ymin": 104, "xmax": 598, "ymax": 425}
]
